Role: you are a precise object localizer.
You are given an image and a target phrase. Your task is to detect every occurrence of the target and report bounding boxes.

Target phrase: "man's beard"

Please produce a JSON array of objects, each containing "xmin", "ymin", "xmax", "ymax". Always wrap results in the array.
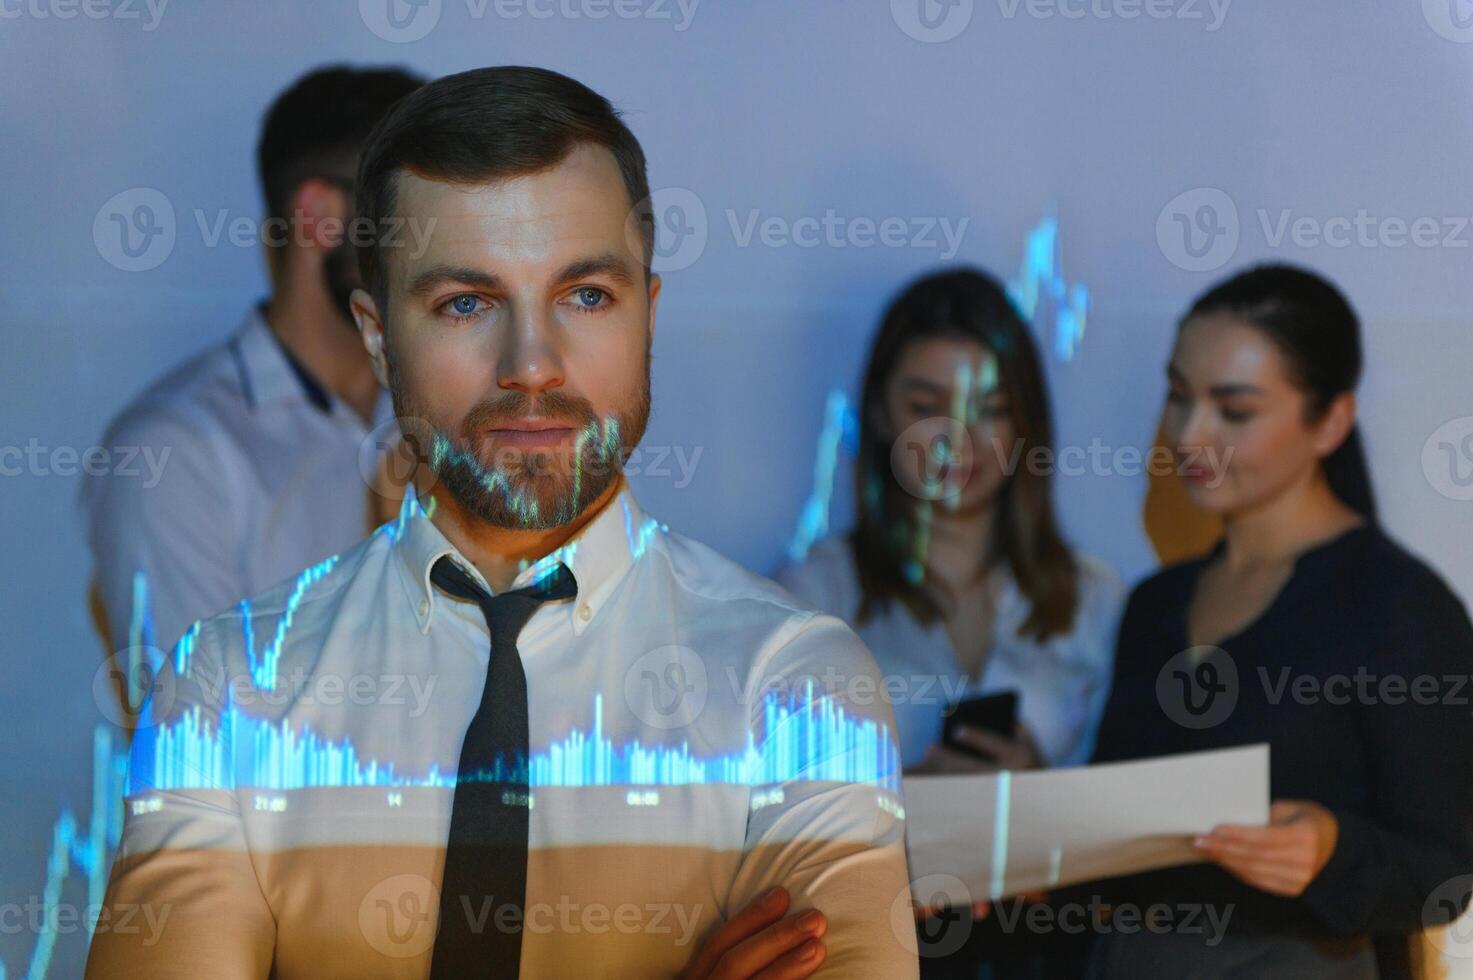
[{"xmin": 386, "ymin": 347, "xmax": 651, "ymax": 531}]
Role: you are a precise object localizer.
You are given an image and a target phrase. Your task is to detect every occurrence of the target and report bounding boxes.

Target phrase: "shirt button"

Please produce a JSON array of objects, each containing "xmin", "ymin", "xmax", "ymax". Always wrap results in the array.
[
  {"xmin": 578, "ymin": 605, "xmax": 592, "ymax": 622},
  {"xmin": 418, "ymin": 600, "xmax": 428, "ymax": 617}
]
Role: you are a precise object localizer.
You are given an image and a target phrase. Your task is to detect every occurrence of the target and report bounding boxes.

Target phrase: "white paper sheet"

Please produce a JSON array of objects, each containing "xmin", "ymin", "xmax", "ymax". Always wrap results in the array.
[{"xmin": 903, "ymin": 744, "xmax": 1269, "ymax": 905}]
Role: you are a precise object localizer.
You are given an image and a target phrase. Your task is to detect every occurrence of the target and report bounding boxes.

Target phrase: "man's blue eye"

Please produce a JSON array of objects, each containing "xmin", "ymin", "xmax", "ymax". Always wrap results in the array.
[
  {"xmin": 574, "ymin": 287, "xmax": 604, "ymax": 308},
  {"xmin": 450, "ymin": 295, "xmax": 479, "ymax": 316}
]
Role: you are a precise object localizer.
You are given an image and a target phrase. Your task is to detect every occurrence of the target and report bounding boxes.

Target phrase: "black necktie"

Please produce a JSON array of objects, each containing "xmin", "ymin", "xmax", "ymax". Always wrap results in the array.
[{"xmin": 427, "ymin": 556, "xmax": 577, "ymax": 980}]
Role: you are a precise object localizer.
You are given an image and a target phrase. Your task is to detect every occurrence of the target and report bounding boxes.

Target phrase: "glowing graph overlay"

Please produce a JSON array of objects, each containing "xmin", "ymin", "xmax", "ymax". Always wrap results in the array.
[
  {"xmin": 2, "ymin": 572, "xmax": 148, "ymax": 980},
  {"xmin": 135, "ymin": 498, "xmax": 902, "ymax": 797},
  {"xmin": 787, "ymin": 389, "xmax": 858, "ymax": 563},
  {"xmin": 1007, "ymin": 213, "xmax": 1089, "ymax": 361},
  {"xmin": 131, "ymin": 687, "xmax": 899, "ymax": 796},
  {"xmin": 9, "ymin": 493, "xmax": 901, "ymax": 979},
  {"xmin": 2, "ymin": 729, "xmax": 128, "ymax": 980}
]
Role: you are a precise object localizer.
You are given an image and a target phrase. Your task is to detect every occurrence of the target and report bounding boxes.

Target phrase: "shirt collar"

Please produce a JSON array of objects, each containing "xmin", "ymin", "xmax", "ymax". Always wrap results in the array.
[
  {"xmin": 229, "ymin": 304, "xmax": 340, "ymax": 416},
  {"xmin": 391, "ymin": 481, "xmax": 662, "ymax": 636}
]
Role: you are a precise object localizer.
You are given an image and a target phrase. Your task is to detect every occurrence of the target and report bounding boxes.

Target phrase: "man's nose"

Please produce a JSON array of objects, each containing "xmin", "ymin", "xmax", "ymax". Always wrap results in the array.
[{"xmin": 496, "ymin": 303, "xmax": 565, "ymax": 397}]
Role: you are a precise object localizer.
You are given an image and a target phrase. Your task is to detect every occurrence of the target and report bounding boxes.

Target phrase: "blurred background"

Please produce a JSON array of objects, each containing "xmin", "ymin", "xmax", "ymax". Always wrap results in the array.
[{"xmin": 3, "ymin": 1, "xmax": 1473, "ymax": 975}]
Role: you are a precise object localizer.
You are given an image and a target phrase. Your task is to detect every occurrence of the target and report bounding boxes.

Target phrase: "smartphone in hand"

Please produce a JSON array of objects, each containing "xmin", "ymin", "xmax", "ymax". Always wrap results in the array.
[{"xmin": 941, "ymin": 690, "xmax": 1019, "ymax": 758}]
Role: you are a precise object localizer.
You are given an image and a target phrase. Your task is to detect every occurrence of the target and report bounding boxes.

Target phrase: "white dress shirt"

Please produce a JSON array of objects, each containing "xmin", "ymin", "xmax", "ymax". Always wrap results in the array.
[
  {"xmin": 777, "ymin": 535, "xmax": 1125, "ymax": 769},
  {"xmin": 88, "ymin": 485, "xmax": 919, "ymax": 979},
  {"xmin": 82, "ymin": 306, "xmax": 393, "ymax": 653}
]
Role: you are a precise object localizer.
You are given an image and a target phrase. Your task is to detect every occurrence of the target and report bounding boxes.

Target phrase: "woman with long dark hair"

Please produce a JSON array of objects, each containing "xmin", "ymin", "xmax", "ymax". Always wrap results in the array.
[
  {"xmin": 778, "ymin": 267, "xmax": 1125, "ymax": 976},
  {"xmin": 782, "ymin": 267, "xmax": 1123, "ymax": 771},
  {"xmin": 1088, "ymin": 264, "xmax": 1473, "ymax": 978}
]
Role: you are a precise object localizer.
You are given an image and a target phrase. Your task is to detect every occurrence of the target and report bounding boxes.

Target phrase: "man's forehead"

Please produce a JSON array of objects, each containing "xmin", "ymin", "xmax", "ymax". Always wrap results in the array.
[
  {"xmin": 397, "ymin": 144, "xmax": 628, "ymax": 218},
  {"xmin": 392, "ymin": 150, "xmax": 636, "ymax": 271}
]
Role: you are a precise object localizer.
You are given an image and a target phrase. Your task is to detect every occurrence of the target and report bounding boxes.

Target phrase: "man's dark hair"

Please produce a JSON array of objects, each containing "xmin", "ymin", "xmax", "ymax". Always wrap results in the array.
[
  {"xmin": 257, "ymin": 65, "xmax": 424, "ymax": 225},
  {"xmin": 354, "ymin": 65, "xmax": 654, "ymax": 307}
]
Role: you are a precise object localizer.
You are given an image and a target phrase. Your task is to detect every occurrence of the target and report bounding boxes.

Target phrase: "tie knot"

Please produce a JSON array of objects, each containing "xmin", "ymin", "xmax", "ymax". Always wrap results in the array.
[{"xmin": 430, "ymin": 556, "xmax": 578, "ymax": 637}]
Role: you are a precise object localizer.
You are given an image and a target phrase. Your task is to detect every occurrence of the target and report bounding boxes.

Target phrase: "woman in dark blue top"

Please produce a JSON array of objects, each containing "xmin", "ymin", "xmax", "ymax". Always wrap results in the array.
[{"xmin": 1088, "ymin": 264, "xmax": 1473, "ymax": 979}]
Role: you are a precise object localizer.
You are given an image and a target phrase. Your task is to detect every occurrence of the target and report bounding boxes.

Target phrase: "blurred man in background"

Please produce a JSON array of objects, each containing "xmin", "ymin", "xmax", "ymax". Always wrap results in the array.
[{"xmin": 83, "ymin": 65, "xmax": 424, "ymax": 676}]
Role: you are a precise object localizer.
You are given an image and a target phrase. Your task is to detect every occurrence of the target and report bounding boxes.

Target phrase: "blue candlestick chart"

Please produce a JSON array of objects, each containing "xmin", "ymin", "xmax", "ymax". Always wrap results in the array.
[
  {"xmin": 129, "ymin": 687, "xmax": 899, "ymax": 797},
  {"xmin": 10, "ymin": 209, "xmax": 1084, "ymax": 971},
  {"xmin": 1007, "ymin": 212, "xmax": 1089, "ymax": 361},
  {"xmin": 10, "ymin": 209, "xmax": 1086, "ymax": 971},
  {"xmin": 9, "ymin": 496, "xmax": 900, "ymax": 980},
  {"xmin": 3, "ymin": 727, "xmax": 128, "ymax": 980}
]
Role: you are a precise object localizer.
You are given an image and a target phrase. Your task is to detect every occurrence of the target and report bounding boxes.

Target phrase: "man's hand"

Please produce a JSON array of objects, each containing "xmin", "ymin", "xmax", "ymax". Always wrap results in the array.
[
  {"xmin": 1194, "ymin": 799, "xmax": 1339, "ymax": 897},
  {"xmin": 679, "ymin": 886, "xmax": 828, "ymax": 980}
]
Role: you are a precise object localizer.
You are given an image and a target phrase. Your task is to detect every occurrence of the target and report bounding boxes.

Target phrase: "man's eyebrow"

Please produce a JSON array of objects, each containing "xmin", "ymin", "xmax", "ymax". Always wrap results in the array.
[
  {"xmin": 407, "ymin": 266, "xmax": 504, "ymax": 298},
  {"xmin": 551, "ymin": 253, "xmax": 638, "ymax": 288}
]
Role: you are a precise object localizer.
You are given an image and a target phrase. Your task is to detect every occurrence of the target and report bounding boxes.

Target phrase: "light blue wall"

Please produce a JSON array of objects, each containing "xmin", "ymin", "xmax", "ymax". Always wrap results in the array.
[{"xmin": 4, "ymin": 2, "xmax": 1473, "ymax": 974}]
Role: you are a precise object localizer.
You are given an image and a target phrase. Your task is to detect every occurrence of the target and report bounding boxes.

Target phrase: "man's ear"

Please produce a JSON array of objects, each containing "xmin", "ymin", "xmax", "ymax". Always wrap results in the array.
[
  {"xmin": 1314, "ymin": 391, "xmax": 1358, "ymax": 460},
  {"xmin": 351, "ymin": 287, "xmax": 391, "ymax": 389},
  {"xmin": 295, "ymin": 177, "xmax": 350, "ymax": 253},
  {"xmin": 645, "ymin": 272, "xmax": 661, "ymax": 345}
]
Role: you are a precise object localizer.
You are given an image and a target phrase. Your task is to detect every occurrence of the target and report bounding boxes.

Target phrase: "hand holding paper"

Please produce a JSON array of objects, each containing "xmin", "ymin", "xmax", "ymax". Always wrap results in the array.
[
  {"xmin": 903, "ymin": 744, "xmax": 1270, "ymax": 907},
  {"xmin": 1193, "ymin": 798, "xmax": 1338, "ymax": 898}
]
